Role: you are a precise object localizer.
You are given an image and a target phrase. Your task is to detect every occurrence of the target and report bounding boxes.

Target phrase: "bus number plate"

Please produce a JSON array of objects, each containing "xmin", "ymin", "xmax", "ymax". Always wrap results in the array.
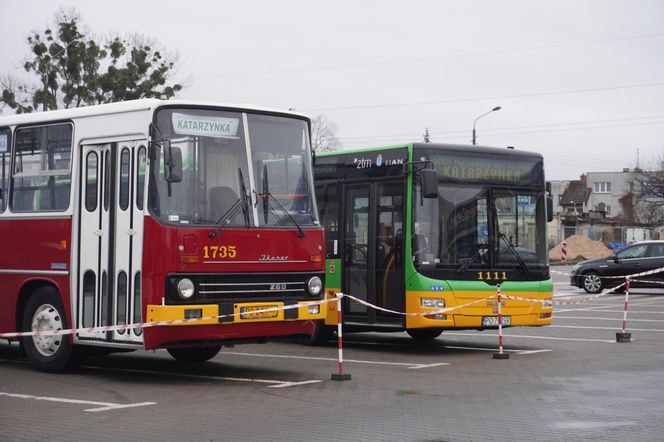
[
  {"xmin": 482, "ymin": 316, "xmax": 511, "ymax": 327},
  {"xmin": 240, "ymin": 305, "xmax": 279, "ymax": 320}
]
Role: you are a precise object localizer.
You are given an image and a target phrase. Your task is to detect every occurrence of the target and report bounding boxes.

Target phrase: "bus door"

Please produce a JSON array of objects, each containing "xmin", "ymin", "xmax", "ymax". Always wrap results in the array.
[
  {"xmin": 77, "ymin": 141, "xmax": 147, "ymax": 345},
  {"xmin": 343, "ymin": 181, "xmax": 404, "ymax": 325}
]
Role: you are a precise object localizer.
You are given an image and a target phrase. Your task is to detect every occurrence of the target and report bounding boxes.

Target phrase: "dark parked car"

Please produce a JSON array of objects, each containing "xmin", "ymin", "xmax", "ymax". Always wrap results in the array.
[{"xmin": 570, "ymin": 241, "xmax": 664, "ymax": 293}]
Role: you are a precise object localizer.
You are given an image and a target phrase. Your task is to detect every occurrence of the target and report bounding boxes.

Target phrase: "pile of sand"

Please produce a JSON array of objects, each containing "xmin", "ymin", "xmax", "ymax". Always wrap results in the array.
[{"xmin": 549, "ymin": 235, "xmax": 612, "ymax": 261}]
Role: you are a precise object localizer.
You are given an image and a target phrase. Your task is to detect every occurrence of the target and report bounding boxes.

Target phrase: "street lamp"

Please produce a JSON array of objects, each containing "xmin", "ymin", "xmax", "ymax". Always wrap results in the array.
[
  {"xmin": 472, "ymin": 106, "xmax": 501, "ymax": 145},
  {"xmin": 41, "ymin": 39, "xmax": 80, "ymax": 111}
]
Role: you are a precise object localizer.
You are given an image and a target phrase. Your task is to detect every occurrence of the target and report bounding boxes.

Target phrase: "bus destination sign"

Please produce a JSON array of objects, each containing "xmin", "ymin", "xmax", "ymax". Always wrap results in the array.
[
  {"xmin": 419, "ymin": 150, "xmax": 543, "ymax": 186},
  {"xmin": 172, "ymin": 113, "xmax": 240, "ymax": 138}
]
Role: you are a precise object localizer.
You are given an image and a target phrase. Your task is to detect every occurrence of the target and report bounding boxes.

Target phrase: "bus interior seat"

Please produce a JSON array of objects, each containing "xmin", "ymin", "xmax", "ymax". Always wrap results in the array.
[{"xmin": 209, "ymin": 186, "xmax": 239, "ymax": 221}]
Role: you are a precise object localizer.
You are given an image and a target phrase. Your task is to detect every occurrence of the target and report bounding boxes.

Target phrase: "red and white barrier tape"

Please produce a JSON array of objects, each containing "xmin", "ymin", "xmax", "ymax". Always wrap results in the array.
[
  {"xmin": 601, "ymin": 265, "xmax": 664, "ymax": 279},
  {"xmin": 503, "ymin": 281, "xmax": 626, "ymax": 306},
  {"xmin": 552, "ymin": 265, "xmax": 664, "ymax": 280},
  {"xmin": 630, "ymin": 279, "xmax": 664, "ymax": 286},
  {"xmin": 5, "ymin": 265, "xmax": 660, "ymax": 340},
  {"xmin": 341, "ymin": 293, "xmax": 497, "ymax": 317},
  {"xmin": 0, "ymin": 298, "xmax": 337, "ymax": 339}
]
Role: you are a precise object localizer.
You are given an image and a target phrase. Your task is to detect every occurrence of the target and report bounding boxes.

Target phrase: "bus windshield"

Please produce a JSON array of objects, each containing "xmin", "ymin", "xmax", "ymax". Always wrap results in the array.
[
  {"xmin": 412, "ymin": 148, "xmax": 548, "ymax": 273},
  {"xmin": 150, "ymin": 108, "xmax": 318, "ymax": 227}
]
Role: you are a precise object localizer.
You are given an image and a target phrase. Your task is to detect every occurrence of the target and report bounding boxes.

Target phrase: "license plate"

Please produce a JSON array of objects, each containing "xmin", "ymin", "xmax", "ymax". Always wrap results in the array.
[
  {"xmin": 240, "ymin": 305, "xmax": 279, "ymax": 320},
  {"xmin": 482, "ymin": 316, "xmax": 511, "ymax": 327}
]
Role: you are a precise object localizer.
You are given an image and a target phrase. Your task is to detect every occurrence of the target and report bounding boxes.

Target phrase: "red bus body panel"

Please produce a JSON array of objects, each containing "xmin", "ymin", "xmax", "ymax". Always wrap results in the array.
[
  {"xmin": 0, "ymin": 218, "xmax": 72, "ymax": 332},
  {"xmin": 141, "ymin": 217, "xmax": 325, "ymax": 349}
]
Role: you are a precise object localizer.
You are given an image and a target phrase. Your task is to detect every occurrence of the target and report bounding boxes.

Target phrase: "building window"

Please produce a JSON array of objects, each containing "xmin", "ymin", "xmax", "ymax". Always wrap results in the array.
[
  {"xmin": 593, "ymin": 181, "xmax": 611, "ymax": 193},
  {"xmin": 606, "ymin": 205, "xmax": 611, "ymax": 215}
]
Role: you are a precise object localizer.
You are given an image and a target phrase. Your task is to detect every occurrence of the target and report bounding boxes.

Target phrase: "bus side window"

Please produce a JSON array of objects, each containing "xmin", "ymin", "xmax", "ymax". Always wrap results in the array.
[
  {"xmin": 11, "ymin": 123, "xmax": 73, "ymax": 212},
  {"xmin": 0, "ymin": 127, "xmax": 10, "ymax": 212}
]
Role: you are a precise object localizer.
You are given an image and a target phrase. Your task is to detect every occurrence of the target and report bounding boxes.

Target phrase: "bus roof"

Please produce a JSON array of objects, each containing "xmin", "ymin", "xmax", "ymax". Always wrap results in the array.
[
  {"xmin": 319, "ymin": 142, "xmax": 543, "ymax": 161},
  {"xmin": 0, "ymin": 98, "xmax": 310, "ymax": 126}
]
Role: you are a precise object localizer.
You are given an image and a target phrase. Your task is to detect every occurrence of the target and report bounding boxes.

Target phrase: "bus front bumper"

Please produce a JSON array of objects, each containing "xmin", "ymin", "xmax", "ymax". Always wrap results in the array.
[{"xmin": 147, "ymin": 300, "xmax": 325, "ymax": 326}]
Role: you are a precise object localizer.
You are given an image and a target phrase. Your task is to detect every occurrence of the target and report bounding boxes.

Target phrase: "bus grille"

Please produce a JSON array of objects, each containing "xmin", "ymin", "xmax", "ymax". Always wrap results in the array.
[{"xmin": 166, "ymin": 272, "xmax": 324, "ymax": 304}]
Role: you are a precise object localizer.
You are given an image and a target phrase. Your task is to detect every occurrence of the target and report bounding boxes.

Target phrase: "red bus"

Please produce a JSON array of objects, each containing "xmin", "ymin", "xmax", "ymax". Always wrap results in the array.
[{"xmin": 0, "ymin": 99, "xmax": 325, "ymax": 372}]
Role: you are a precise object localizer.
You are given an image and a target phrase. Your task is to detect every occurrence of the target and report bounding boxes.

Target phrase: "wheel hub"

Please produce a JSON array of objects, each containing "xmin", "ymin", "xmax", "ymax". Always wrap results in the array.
[
  {"xmin": 31, "ymin": 304, "xmax": 63, "ymax": 357},
  {"xmin": 584, "ymin": 274, "xmax": 601, "ymax": 292}
]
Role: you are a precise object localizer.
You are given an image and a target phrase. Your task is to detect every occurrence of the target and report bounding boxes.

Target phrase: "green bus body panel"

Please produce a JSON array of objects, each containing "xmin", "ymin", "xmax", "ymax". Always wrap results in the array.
[
  {"xmin": 317, "ymin": 142, "xmax": 552, "ymax": 330},
  {"xmin": 326, "ymin": 259, "xmax": 342, "ymax": 289}
]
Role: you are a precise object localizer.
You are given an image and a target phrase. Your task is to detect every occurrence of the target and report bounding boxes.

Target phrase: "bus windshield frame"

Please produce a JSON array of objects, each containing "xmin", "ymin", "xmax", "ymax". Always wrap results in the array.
[
  {"xmin": 149, "ymin": 107, "xmax": 319, "ymax": 228},
  {"xmin": 412, "ymin": 146, "xmax": 548, "ymax": 279}
]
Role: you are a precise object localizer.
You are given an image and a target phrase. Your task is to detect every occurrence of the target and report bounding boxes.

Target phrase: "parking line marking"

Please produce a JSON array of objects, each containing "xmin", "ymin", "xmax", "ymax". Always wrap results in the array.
[
  {"xmin": 346, "ymin": 340, "xmax": 411, "ymax": 347},
  {"xmin": 220, "ymin": 351, "xmax": 449, "ymax": 370},
  {"xmin": 268, "ymin": 380, "xmax": 323, "ymax": 388},
  {"xmin": 556, "ymin": 300, "xmax": 664, "ymax": 313},
  {"xmin": 564, "ymin": 309, "xmax": 664, "ymax": 315},
  {"xmin": 443, "ymin": 345, "xmax": 553, "ymax": 355},
  {"xmin": 408, "ymin": 363, "xmax": 449, "ymax": 370},
  {"xmin": 554, "ymin": 316, "xmax": 664, "ymax": 323},
  {"xmin": 81, "ymin": 365, "xmax": 321, "ymax": 388},
  {"xmin": 0, "ymin": 391, "xmax": 155, "ymax": 413},
  {"xmin": 515, "ymin": 349, "xmax": 554, "ymax": 355},
  {"xmin": 550, "ymin": 325, "xmax": 664, "ymax": 332},
  {"xmin": 85, "ymin": 402, "xmax": 158, "ymax": 413},
  {"xmin": 445, "ymin": 332, "xmax": 615, "ymax": 343}
]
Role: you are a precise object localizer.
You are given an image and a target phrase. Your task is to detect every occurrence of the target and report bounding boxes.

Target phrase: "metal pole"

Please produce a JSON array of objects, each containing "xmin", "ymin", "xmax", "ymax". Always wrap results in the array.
[
  {"xmin": 493, "ymin": 284, "xmax": 510, "ymax": 359},
  {"xmin": 331, "ymin": 293, "xmax": 351, "ymax": 380},
  {"xmin": 616, "ymin": 278, "xmax": 632, "ymax": 342}
]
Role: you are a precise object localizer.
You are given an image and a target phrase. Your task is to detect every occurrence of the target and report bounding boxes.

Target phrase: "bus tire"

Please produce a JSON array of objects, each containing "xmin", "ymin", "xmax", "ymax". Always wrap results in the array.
[
  {"xmin": 167, "ymin": 345, "xmax": 221, "ymax": 363},
  {"xmin": 21, "ymin": 287, "xmax": 82, "ymax": 373},
  {"xmin": 407, "ymin": 328, "xmax": 443, "ymax": 341},
  {"xmin": 300, "ymin": 320, "xmax": 333, "ymax": 346}
]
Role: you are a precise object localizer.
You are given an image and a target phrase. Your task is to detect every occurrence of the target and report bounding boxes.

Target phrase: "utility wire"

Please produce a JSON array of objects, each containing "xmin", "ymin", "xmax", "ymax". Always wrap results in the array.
[
  {"xmin": 193, "ymin": 32, "xmax": 664, "ymax": 79},
  {"xmin": 338, "ymin": 120, "xmax": 664, "ymax": 145},
  {"xmin": 303, "ymin": 81, "xmax": 664, "ymax": 112},
  {"xmin": 335, "ymin": 115, "xmax": 664, "ymax": 142}
]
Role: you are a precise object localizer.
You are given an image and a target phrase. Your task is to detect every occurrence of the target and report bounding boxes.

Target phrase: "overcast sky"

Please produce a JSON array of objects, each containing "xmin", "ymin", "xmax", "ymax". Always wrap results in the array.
[{"xmin": 1, "ymin": 0, "xmax": 663, "ymax": 180}]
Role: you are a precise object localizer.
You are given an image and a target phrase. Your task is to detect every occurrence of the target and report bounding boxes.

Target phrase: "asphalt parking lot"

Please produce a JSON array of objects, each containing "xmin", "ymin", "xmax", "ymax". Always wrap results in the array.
[{"xmin": 2, "ymin": 266, "xmax": 663, "ymax": 442}]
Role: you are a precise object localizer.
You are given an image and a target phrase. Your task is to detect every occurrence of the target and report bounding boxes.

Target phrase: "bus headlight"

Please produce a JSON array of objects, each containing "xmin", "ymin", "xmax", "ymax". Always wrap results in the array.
[
  {"xmin": 177, "ymin": 278, "xmax": 195, "ymax": 299},
  {"xmin": 421, "ymin": 298, "xmax": 445, "ymax": 308},
  {"xmin": 307, "ymin": 277, "xmax": 323, "ymax": 296}
]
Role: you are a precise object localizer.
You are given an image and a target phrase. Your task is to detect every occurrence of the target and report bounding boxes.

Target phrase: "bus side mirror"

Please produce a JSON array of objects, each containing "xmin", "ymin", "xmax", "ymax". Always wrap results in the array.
[
  {"xmin": 421, "ymin": 169, "xmax": 438, "ymax": 198},
  {"xmin": 164, "ymin": 142, "xmax": 183, "ymax": 183},
  {"xmin": 545, "ymin": 181, "xmax": 553, "ymax": 222}
]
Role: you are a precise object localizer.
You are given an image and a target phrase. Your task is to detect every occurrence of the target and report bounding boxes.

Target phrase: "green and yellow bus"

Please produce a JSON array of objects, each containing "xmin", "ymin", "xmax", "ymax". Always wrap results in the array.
[{"xmin": 312, "ymin": 143, "xmax": 553, "ymax": 341}]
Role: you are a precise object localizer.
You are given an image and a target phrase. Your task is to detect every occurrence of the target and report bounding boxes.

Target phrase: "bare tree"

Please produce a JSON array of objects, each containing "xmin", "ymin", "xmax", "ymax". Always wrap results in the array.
[
  {"xmin": 631, "ymin": 154, "xmax": 664, "ymax": 225},
  {"xmin": 310, "ymin": 115, "xmax": 340, "ymax": 152}
]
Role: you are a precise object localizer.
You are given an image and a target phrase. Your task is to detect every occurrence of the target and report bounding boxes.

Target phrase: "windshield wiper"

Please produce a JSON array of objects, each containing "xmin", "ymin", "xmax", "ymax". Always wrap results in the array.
[
  {"xmin": 457, "ymin": 244, "xmax": 489, "ymax": 273},
  {"xmin": 208, "ymin": 169, "xmax": 251, "ymax": 238},
  {"xmin": 258, "ymin": 165, "xmax": 305, "ymax": 238},
  {"xmin": 208, "ymin": 198, "xmax": 243, "ymax": 238},
  {"xmin": 257, "ymin": 190, "xmax": 305, "ymax": 238},
  {"xmin": 498, "ymin": 232, "xmax": 529, "ymax": 273}
]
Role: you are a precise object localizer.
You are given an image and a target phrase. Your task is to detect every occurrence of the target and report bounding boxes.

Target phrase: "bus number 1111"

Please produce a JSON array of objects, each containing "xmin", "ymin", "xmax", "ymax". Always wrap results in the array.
[{"xmin": 478, "ymin": 271, "xmax": 507, "ymax": 281}]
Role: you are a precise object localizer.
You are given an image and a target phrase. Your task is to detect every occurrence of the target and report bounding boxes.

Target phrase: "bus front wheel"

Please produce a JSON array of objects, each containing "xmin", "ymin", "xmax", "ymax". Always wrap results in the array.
[
  {"xmin": 407, "ymin": 328, "xmax": 443, "ymax": 341},
  {"xmin": 21, "ymin": 287, "xmax": 82, "ymax": 373},
  {"xmin": 300, "ymin": 320, "xmax": 334, "ymax": 346},
  {"xmin": 167, "ymin": 345, "xmax": 222, "ymax": 363}
]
